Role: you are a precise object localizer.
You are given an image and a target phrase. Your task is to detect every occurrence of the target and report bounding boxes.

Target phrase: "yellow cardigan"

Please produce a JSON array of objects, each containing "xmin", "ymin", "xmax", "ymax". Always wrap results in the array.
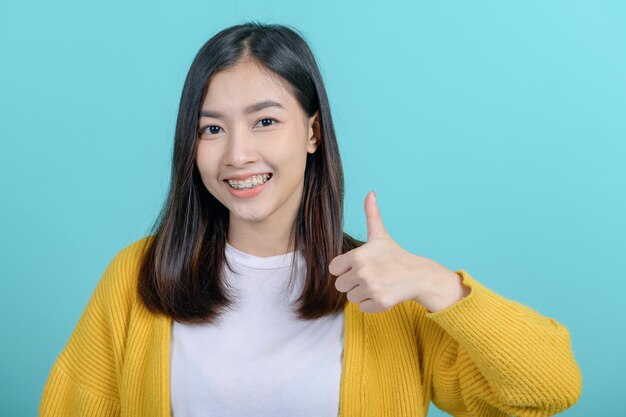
[{"xmin": 39, "ymin": 237, "xmax": 582, "ymax": 417}]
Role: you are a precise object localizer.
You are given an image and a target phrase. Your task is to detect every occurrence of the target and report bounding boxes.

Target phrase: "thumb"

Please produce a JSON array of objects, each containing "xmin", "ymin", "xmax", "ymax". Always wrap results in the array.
[{"xmin": 365, "ymin": 191, "xmax": 386, "ymax": 241}]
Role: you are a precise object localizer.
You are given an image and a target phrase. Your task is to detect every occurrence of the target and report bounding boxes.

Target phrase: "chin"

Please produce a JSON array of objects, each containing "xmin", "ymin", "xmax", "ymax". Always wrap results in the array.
[{"xmin": 231, "ymin": 209, "xmax": 268, "ymax": 224}]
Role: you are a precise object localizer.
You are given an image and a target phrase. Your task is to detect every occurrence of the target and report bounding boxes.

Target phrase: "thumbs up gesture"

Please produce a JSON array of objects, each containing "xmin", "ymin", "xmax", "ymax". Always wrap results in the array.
[{"xmin": 329, "ymin": 191, "xmax": 471, "ymax": 314}]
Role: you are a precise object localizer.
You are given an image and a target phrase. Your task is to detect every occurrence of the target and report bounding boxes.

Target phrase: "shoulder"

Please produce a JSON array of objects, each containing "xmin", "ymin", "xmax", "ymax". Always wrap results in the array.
[
  {"xmin": 94, "ymin": 235, "xmax": 155, "ymax": 307},
  {"xmin": 112, "ymin": 235, "xmax": 155, "ymax": 266},
  {"xmin": 108, "ymin": 235, "xmax": 154, "ymax": 274},
  {"xmin": 48, "ymin": 236, "xmax": 157, "ymax": 399}
]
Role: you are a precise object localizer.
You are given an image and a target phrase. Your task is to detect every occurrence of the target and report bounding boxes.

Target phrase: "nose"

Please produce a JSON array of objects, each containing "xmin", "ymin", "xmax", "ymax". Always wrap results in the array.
[{"xmin": 224, "ymin": 126, "xmax": 259, "ymax": 167}]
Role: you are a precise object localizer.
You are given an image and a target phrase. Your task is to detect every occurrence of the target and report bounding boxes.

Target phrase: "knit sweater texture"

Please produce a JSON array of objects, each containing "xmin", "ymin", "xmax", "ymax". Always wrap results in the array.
[{"xmin": 39, "ymin": 236, "xmax": 582, "ymax": 416}]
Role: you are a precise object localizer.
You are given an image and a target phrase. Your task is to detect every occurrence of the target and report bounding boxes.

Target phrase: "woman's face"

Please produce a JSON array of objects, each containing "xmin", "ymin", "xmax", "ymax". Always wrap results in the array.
[{"xmin": 196, "ymin": 59, "xmax": 319, "ymax": 231}]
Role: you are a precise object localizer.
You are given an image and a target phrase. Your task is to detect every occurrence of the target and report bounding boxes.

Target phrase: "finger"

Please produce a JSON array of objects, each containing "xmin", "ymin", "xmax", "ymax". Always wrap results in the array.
[
  {"xmin": 328, "ymin": 250, "xmax": 355, "ymax": 277},
  {"xmin": 365, "ymin": 191, "xmax": 386, "ymax": 241},
  {"xmin": 359, "ymin": 299, "xmax": 381, "ymax": 314},
  {"xmin": 346, "ymin": 285, "xmax": 370, "ymax": 303},
  {"xmin": 333, "ymin": 269, "xmax": 360, "ymax": 293}
]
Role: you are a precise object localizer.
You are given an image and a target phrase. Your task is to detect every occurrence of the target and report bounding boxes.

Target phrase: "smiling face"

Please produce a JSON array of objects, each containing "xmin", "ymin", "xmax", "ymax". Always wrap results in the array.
[{"xmin": 196, "ymin": 58, "xmax": 320, "ymax": 245}]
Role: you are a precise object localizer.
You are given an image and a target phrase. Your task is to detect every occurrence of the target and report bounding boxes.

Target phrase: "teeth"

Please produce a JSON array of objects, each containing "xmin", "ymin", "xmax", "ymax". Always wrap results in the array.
[{"xmin": 227, "ymin": 174, "xmax": 271, "ymax": 189}]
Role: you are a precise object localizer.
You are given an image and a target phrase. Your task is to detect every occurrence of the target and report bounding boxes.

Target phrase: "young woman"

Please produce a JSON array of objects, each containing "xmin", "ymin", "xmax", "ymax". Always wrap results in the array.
[{"xmin": 39, "ymin": 22, "xmax": 582, "ymax": 417}]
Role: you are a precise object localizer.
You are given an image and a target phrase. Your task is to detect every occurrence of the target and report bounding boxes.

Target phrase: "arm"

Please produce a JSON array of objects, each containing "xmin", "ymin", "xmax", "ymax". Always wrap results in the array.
[
  {"xmin": 38, "ymin": 245, "xmax": 138, "ymax": 417},
  {"xmin": 415, "ymin": 270, "xmax": 582, "ymax": 417}
]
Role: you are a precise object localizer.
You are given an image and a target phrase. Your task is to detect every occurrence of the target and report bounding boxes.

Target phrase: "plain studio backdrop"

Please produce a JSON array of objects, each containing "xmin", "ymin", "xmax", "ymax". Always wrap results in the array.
[{"xmin": 1, "ymin": 1, "xmax": 624, "ymax": 416}]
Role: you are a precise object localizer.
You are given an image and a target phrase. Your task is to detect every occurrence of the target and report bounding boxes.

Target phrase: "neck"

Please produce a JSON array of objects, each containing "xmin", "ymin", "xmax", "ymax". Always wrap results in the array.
[{"xmin": 227, "ymin": 220, "xmax": 300, "ymax": 258}]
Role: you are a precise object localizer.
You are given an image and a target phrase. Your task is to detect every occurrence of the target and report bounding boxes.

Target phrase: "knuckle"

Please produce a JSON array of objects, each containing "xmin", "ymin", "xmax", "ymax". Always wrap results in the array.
[
  {"xmin": 367, "ymin": 281, "xmax": 380, "ymax": 293},
  {"xmin": 355, "ymin": 265, "xmax": 369, "ymax": 277}
]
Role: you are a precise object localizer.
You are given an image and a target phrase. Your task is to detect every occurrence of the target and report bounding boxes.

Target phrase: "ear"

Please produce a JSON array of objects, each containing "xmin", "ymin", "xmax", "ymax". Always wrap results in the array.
[{"xmin": 307, "ymin": 111, "xmax": 321, "ymax": 154}]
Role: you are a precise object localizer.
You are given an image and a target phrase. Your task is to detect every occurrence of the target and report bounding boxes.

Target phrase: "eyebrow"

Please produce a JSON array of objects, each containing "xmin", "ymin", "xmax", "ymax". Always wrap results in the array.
[{"xmin": 199, "ymin": 100, "xmax": 285, "ymax": 119}]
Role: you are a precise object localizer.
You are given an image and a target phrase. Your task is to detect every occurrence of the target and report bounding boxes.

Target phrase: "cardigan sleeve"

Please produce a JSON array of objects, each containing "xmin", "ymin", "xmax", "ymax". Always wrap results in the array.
[
  {"xmin": 38, "ymin": 242, "xmax": 141, "ymax": 417},
  {"xmin": 417, "ymin": 269, "xmax": 582, "ymax": 417}
]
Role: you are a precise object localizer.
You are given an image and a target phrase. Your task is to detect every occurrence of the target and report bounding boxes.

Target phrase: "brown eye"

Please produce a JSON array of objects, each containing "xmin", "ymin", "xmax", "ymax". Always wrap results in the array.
[
  {"xmin": 257, "ymin": 118, "xmax": 278, "ymax": 127},
  {"xmin": 199, "ymin": 125, "xmax": 222, "ymax": 136}
]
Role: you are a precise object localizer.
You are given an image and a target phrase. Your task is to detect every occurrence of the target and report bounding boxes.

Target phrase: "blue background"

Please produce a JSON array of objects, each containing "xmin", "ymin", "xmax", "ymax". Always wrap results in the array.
[{"xmin": 1, "ymin": 1, "xmax": 624, "ymax": 416}]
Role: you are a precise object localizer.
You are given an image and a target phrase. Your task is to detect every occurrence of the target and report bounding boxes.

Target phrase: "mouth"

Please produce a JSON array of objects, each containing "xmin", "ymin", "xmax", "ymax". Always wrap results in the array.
[{"xmin": 223, "ymin": 173, "xmax": 273, "ymax": 190}]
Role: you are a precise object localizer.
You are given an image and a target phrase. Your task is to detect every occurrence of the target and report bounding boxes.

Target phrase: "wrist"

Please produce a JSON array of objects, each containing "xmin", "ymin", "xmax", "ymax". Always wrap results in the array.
[{"xmin": 416, "ymin": 268, "xmax": 471, "ymax": 313}]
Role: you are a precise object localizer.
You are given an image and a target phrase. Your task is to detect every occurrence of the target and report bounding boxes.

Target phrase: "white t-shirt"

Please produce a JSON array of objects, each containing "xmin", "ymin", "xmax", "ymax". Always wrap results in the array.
[{"xmin": 170, "ymin": 242, "xmax": 345, "ymax": 417}]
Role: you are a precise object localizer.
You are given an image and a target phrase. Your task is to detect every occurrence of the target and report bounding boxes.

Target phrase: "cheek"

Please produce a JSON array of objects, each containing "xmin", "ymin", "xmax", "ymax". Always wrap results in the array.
[
  {"xmin": 269, "ymin": 146, "xmax": 305, "ymax": 176},
  {"xmin": 273, "ymin": 130, "xmax": 310, "ymax": 161},
  {"xmin": 195, "ymin": 149, "xmax": 219, "ymax": 185},
  {"xmin": 196, "ymin": 145, "xmax": 215, "ymax": 169}
]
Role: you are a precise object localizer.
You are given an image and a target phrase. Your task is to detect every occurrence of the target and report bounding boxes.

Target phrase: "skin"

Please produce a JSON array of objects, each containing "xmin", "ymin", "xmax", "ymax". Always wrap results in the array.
[
  {"xmin": 196, "ymin": 58, "xmax": 320, "ymax": 258},
  {"xmin": 196, "ymin": 58, "xmax": 470, "ymax": 314},
  {"xmin": 329, "ymin": 191, "xmax": 472, "ymax": 313}
]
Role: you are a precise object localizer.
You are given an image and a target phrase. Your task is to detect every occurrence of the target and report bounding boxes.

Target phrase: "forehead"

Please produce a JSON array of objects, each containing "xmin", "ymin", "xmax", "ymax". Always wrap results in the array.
[{"xmin": 202, "ymin": 60, "xmax": 298, "ymax": 111}]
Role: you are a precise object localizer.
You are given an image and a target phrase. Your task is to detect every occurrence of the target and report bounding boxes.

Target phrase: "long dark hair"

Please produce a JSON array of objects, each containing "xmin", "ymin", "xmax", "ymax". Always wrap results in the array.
[{"xmin": 137, "ymin": 21, "xmax": 365, "ymax": 324}]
